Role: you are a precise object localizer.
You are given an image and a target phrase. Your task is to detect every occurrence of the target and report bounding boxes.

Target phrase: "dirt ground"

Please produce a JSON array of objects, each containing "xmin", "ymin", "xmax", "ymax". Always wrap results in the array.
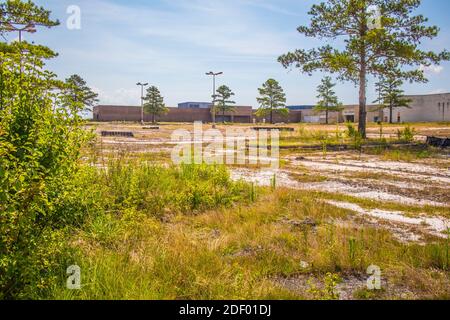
[{"xmin": 88, "ymin": 121, "xmax": 450, "ymax": 246}]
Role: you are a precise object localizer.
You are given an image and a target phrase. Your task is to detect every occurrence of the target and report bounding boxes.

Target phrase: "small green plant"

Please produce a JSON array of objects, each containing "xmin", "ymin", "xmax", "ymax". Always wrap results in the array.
[
  {"xmin": 322, "ymin": 138, "xmax": 328, "ymax": 158},
  {"xmin": 378, "ymin": 121, "xmax": 383, "ymax": 139},
  {"xmin": 250, "ymin": 182, "xmax": 256, "ymax": 202},
  {"xmin": 271, "ymin": 174, "xmax": 277, "ymax": 190},
  {"xmin": 349, "ymin": 237, "xmax": 357, "ymax": 266},
  {"xmin": 345, "ymin": 122, "xmax": 358, "ymax": 139},
  {"xmin": 307, "ymin": 273, "xmax": 341, "ymax": 300},
  {"xmin": 446, "ymin": 228, "xmax": 450, "ymax": 271},
  {"xmin": 397, "ymin": 126, "xmax": 416, "ymax": 142},
  {"xmin": 345, "ymin": 123, "xmax": 364, "ymax": 158}
]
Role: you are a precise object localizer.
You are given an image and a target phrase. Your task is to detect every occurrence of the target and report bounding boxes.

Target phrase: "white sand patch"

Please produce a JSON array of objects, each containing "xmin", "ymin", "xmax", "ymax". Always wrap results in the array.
[
  {"xmin": 326, "ymin": 200, "xmax": 450, "ymax": 239},
  {"xmin": 294, "ymin": 160, "xmax": 450, "ymax": 184},
  {"xmin": 230, "ymin": 168, "xmax": 449, "ymax": 207},
  {"xmin": 231, "ymin": 169, "xmax": 298, "ymax": 188}
]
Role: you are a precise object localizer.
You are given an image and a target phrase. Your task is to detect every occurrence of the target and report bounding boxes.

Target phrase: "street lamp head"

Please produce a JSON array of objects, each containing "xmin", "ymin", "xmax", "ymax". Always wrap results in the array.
[
  {"xmin": 24, "ymin": 23, "xmax": 36, "ymax": 33},
  {"xmin": 4, "ymin": 22, "xmax": 16, "ymax": 31},
  {"xmin": 206, "ymin": 71, "xmax": 223, "ymax": 76}
]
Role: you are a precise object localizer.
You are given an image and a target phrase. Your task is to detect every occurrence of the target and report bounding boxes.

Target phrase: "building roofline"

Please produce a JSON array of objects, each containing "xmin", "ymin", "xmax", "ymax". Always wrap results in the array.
[
  {"xmin": 178, "ymin": 102, "xmax": 212, "ymax": 104},
  {"xmin": 404, "ymin": 92, "xmax": 450, "ymax": 97}
]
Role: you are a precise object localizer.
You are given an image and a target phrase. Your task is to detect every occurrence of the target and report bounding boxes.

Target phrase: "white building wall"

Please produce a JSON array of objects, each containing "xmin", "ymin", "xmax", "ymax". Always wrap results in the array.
[{"xmin": 391, "ymin": 93, "xmax": 450, "ymax": 123}]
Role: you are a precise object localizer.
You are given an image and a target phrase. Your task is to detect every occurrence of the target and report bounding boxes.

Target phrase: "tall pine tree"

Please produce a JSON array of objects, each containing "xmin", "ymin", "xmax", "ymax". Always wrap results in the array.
[
  {"xmin": 143, "ymin": 86, "xmax": 168, "ymax": 124},
  {"xmin": 374, "ymin": 75, "xmax": 411, "ymax": 124},
  {"xmin": 256, "ymin": 79, "xmax": 288, "ymax": 124},
  {"xmin": 65, "ymin": 74, "xmax": 99, "ymax": 112},
  {"xmin": 215, "ymin": 85, "xmax": 236, "ymax": 123},
  {"xmin": 314, "ymin": 76, "xmax": 344, "ymax": 124},
  {"xmin": 279, "ymin": 0, "xmax": 449, "ymax": 137}
]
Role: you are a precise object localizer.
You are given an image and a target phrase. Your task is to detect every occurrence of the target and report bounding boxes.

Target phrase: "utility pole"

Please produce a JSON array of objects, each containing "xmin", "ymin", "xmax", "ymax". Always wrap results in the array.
[
  {"xmin": 206, "ymin": 71, "xmax": 223, "ymax": 129},
  {"xmin": 136, "ymin": 82, "xmax": 148, "ymax": 124}
]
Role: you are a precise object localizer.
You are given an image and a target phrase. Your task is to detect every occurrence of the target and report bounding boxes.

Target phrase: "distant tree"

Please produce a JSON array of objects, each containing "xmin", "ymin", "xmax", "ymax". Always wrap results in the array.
[
  {"xmin": 215, "ymin": 85, "xmax": 236, "ymax": 123},
  {"xmin": 314, "ymin": 76, "xmax": 344, "ymax": 124},
  {"xmin": 64, "ymin": 74, "xmax": 99, "ymax": 112},
  {"xmin": 143, "ymin": 86, "xmax": 168, "ymax": 123},
  {"xmin": 256, "ymin": 79, "xmax": 288, "ymax": 124},
  {"xmin": 374, "ymin": 75, "xmax": 411, "ymax": 124},
  {"xmin": 279, "ymin": 0, "xmax": 449, "ymax": 138}
]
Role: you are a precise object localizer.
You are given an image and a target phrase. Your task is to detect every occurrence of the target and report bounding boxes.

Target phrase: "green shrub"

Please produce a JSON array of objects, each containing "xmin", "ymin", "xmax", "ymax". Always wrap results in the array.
[
  {"xmin": 96, "ymin": 160, "xmax": 251, "ymax": 216},
  {"xmin": 397, "ymin": 126, "xmax": 416, "ymax": 142},
  {"xmin": 0, "ymin": 48, "xmax": 91, "ymax": 299}
]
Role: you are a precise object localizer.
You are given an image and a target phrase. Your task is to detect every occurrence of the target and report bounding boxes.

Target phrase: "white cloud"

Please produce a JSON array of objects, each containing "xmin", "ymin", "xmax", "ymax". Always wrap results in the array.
[
  {"xmin": 428, "ymin": 88, "xmax": 448, "ymax": 94},
  {"xmin": 92, "ymin": 86, "xmax": 141, "ymax": 106},
  {"xmin": 81, "ymin": 0, "xmax": 294, "ymax": 57},
  {"xmin": 242, "ymin": 0, "xmax": 304, "ymax": 17},
  {"xmin": 419, "ymin": 64, "xmax": 444, "ymax": 75}
]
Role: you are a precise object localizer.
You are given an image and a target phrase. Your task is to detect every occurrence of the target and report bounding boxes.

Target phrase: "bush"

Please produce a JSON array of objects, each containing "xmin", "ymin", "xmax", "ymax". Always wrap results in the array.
[
  {"xmin": 397, "ymin": 126, "xmax": 416, "ymax": 142},
  {"xmin": 0, "ymin": 47, "xmax": 90, "ymax": 299}
]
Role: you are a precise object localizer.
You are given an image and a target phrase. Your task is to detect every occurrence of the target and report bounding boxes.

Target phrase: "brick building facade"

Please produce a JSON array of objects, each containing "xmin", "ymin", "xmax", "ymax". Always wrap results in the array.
[
  {"xmin": 93, "ymin": 93, "xmax": 450, "ymax": 124},
  {"xmin": 93, "ymin": 105, "xmax": 303, "ymax": 123}
]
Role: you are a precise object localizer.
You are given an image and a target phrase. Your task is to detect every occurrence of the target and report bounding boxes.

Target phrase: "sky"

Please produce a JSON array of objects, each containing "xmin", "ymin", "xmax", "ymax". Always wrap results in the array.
[{"xmin": 9, "ymin": 0, "xmax": 450, "ymax": 108}]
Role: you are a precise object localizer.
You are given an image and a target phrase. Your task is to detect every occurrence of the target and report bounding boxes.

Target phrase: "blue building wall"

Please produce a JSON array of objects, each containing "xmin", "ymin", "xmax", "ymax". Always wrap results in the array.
[
  {"xmin": 287, "ymin": 105, "xmax": 315, "ymax": 110},
  {"xmin": 178, "ymin": 102, "xmax": 212, "ymax": 109}
]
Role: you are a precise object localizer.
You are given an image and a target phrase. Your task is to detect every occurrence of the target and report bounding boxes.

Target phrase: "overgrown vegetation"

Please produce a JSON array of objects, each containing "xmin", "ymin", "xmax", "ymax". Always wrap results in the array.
[
  {"xmin": 0, "ymin": 44, "xmax": 90, "ymax": 298},
  {"xmin": 1, "ymin": 0, "xmax": 449, "ymax": 301},
  {"xmin": 48, "ymin": 188, "xmax": 450, "ymax": 300}
]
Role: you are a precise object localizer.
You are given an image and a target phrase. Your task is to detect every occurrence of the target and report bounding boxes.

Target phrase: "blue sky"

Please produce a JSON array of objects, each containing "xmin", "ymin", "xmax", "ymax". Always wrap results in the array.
[{"xmin": 13, "ymin": 0, "xmax": 450, "ymax": 107}]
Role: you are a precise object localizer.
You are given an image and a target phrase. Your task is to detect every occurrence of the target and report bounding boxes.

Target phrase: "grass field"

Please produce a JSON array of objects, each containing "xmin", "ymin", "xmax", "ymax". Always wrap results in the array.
[{"xmin": 48, "ymin": 121, "xmax": 450, "ymax": 300}]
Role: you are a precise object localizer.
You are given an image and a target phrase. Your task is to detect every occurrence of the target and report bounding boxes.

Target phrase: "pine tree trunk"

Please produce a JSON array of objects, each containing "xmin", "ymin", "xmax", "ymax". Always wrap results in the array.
[
  {"xmin": 389, "ymin": 105, "xmax": 393, "ymax": 124},
  {"xmin": 270, "ymin": 109, "xmax": 273, "ymax": 124},
  {"xmin": 358, "ymin": 52, "xmax": 367, "ymax": 138},
  {"xmin": 223, "ymin": 109, "xmax": 225, "ymax": 124},
  {"xmin": 326, "ymin": 110, "xmax": 329, "ymax": 125}
]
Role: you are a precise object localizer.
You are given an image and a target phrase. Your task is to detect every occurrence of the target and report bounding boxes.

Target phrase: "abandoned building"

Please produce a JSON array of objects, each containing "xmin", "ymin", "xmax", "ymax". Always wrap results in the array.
[{"xmin": 92, "ymin": 92, "xmax": 450, "ymax": 124}]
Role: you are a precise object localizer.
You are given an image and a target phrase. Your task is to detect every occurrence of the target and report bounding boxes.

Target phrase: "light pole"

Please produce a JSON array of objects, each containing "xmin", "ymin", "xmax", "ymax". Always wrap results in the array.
[
  {"xmin": 2, "ymin": 22, "xmax": 37, "ymax": 43},
  {"xmin": 136, "ymin": 82, "xmax": 148, "ymax": 124},
  {"xmin": 206, "ymin": 71, "xmax": 223, "ymax": 128}
]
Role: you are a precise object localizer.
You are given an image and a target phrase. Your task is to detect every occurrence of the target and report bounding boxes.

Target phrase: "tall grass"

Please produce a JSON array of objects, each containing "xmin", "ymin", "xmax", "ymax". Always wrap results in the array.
[
  {"xmin": 93, "ymin": 159, "xmax": 253, "ymax": 217},
  {"xmin": 46, "ymin": 185, "xmax": 450, "ymax": 300}
]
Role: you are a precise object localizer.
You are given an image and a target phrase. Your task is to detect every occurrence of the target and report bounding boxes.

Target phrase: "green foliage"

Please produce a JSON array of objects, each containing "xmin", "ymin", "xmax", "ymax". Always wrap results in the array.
[
  {"xmin": 0, "ymin": 49, "xmax": 91, "ymax": 298},
  {"xmin": 314, "ymin": 76, "xmax": 344, "ymax": 124},
  {"xmin": 143, "ymin": 86, "xmax": 168, "ymax": 123},
  {"xmin": 271, "ymin": 174, "xmax": 277, "ymax": 190},
  {"xmin": 307, "ymin": 273, "xmax": 341, "ymax": 300},
  {"xmin": 97, "ymin": 160, "xmax": 251, "ymax": 216},
  {"xmin": 214, "ymin": 85, "xmax": 236, "ymax": 123},
  {"xmin": 256, "ymin": 79, "xmax": 288, "ymax": 124},
  {"xmin": 279, "ymin": 0, "xmax": 450, "ymax": 137},
  {"xmin": 345, "ymin": 122, "xmax": 364, "ymax": 155},
  {"xmin": 64, "ymin": 74, "xmax": 99, "ymax": 112},
  {"xmin": 397, "ymin": 126, "xmax": 416, "ymax": 142},
  {"xmin": 374, "ymin": 71, "xmax": 411, "ymax": 124},
  {"xmin": 345, "ymin": 122, "xmax": 358, "ymax": 139},
  {"xmin": 0, "ymin": 0, "xmax": 60, "ymax": 32},
  {"xmin": 0, "ymin": 1, "xmax": 91, "ymax": 298}
]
